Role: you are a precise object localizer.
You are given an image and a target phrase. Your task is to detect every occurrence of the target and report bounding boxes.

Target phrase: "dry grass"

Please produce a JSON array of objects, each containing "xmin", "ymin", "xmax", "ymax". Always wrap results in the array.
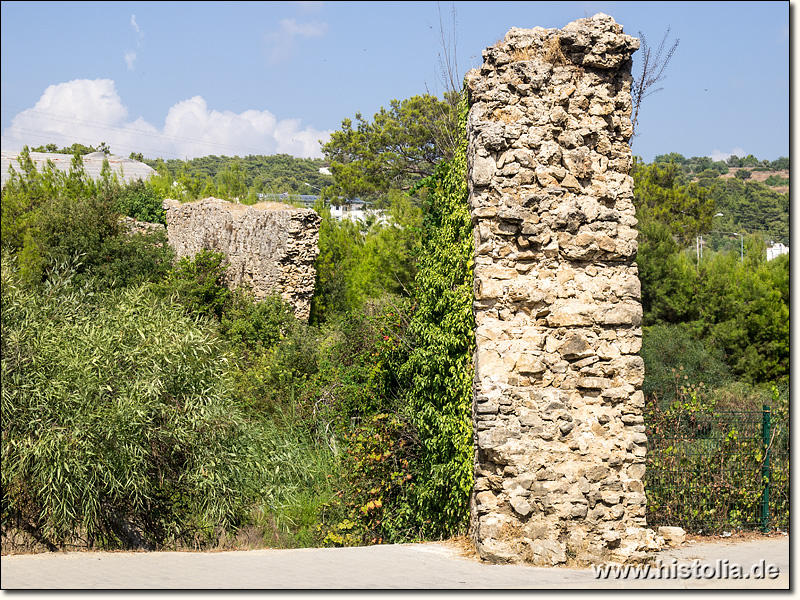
[
  {"xmin": 511, "ymin": 46, "xmax": 535, "ymax": 62},
  {"xmin": 435, "ymin": 535, "xmax": 482, "ymax": 561},
  {"xmin": 542, "ymin": 36, "xmax": 567, "ymax": 65},
  {"xmin": 509, "ymin": 37, "xmax": 565, "ymax": 66}
]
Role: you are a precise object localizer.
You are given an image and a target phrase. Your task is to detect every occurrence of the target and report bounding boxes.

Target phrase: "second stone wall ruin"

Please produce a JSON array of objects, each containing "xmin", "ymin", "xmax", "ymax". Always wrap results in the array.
[
  {"xmin": 466, "ymin": 14, "xmax": 662, "ymax": 565},
  {"xmin": 163, "ymin": 198, "xmax": 320, "ymax": 321}
]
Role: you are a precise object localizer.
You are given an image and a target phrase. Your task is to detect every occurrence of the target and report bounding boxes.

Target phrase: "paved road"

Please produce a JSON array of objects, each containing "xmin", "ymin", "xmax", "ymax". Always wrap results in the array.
[{"xmin": 1, "ymin": 537, "xmax": 789, "ymax": 589}]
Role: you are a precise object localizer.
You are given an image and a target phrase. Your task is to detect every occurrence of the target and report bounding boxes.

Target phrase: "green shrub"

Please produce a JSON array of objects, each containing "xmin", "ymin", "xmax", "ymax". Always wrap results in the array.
[
  {"xmin": 1, "ymin": 147, "xmax": 171, "ymax": 291},
  {"xmin": 1, "ymin": 255, "xmax": 265, "ymax": 549},
  {"xmin": 763, "ymin": 174, "xmax": 790, "ymax": 187},
  {"xmin": 158, "ymin": 249, "xmax": 232, "ymax": 321},
  {"xmin": 221, "ymin": 292, "xmax": 299, "ymax": 357},
  {"xmin": 641, "ymin": 324, "xmax": 731, "ymax": 408},
  {"xmin": 645, "ymin": 381, "xmax": 789, "ymax": 532},
  {"xmin": 320, "ymin": 413, "xmax": 416, "ymax": 546},
  {"xmin": 89, "ymin": 229, "xmax": 174, "ymax": 290},
  {"xmin": 114, "ymin": 180, "xmax": 166, "ymax": 225}
]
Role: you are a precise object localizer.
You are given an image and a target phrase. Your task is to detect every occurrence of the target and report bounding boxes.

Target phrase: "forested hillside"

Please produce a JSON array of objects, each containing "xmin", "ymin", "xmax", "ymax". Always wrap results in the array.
[{"xmin": 142, "ymin": 154, "xmax": 334, "ymax": 200}]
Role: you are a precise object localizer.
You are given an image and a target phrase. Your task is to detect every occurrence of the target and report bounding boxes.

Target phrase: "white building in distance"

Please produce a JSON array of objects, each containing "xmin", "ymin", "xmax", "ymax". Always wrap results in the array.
[{"xmin": 767, "ymin": 242, "xmax": 789, "ymax": 261}]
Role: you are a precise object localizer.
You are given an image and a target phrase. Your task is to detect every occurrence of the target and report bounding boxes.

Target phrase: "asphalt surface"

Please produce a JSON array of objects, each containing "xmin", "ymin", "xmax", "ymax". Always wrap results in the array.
[{"xmin": 0, "ymin": 536, "xmax": 790, "ymax": 590}]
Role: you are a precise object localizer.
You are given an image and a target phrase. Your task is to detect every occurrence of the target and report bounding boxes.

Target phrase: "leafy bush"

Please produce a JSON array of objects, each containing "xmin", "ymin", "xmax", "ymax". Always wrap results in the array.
[
  {"xmin": 114, "ymin": 179, "xmax": 166, "ymax": 225},
  {"xmin": 311, "ymin": 190, "xmax": 422, "ymax": 324},
  {"xmin": 320, "ymin": 413, "xmax": 416, "ymax": 546},
  {"xmin": 158, "ymin": 249, "xmax": 232, "ymax": 321},
  {"xmin": 641, "ymin": 324, "xmax": 731, "ymax": 408},
  {"xmin": 221, "ymin": 292, "xmax": 299, "ymax": 356},
  {"xmin": 763, "ymin": 174, "xmax": 790, "ymax": 187},
  {"xmin": 1, "ymin": 147, "xmax": 172, "ymax": 290},
  {"xmin": 645, "ymin": 382, "xmax": 789, "ymax": 532},
  {"xmin": 88, "ymin": 229, "xmax": 174, "ymax": 290},
  {"xmin": 1, "ymin": 256, "xmax": 267, "ymax": 549},
  {"xmin": 229, "ymin": 316, "xmax": 321, "ymax": 422}
]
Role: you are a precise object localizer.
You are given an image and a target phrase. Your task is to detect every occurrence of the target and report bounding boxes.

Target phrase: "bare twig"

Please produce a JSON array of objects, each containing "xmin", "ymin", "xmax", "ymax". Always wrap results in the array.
[
  {"xmin": 425, "ymin": 2, "xmax": 461, "ymax": 161},
  {"xmin": 631, "ymin": 27, "xmax": 680, "ymax": 140}
]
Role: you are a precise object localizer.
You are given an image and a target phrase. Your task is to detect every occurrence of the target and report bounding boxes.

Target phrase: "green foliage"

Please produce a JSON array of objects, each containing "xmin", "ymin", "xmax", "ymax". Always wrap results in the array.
[
  {"xmin": 399, "ymin": 90, "xmax": 474, "ymax": 538},
  {"xmin": 321, "ymin": 413, "xmax": 415, "ymax": 546},
  {"xmin": 228, "ymin": 308, "xmax": 321, "ymax": 421},
  {"xmin": 311, "ymin": 215, "xmax": 364, "ymax": 321},
  {"xmin": 632, "ymin": 159, "xmax": 715, "ymax": 243},
  {"xmin": 144, "ymin": 154, "xmax": 333, "ymax": 201},
  {"xmin": 158, "ymin": 250, "xmax": 232, "ymax": 321},
  {"xmin": 1, "ymin": 147, "xmax": 172, "ymax": 290},
  {"xmin": 1, "ymin": 256, "xmax": 267, "ymax": 549},
  {"xmin": 321, "ymin": 94, "xmax": 456, "ymax": 201},
  {"xmin": 311, "ymin": 190, "xmax": 422, "ymax": 324},
  {"xmin": 114, "ymin": 179, "xmax": 166, "ymax": 225},
  {"xmin": 741, "ymin": 154, "xmax": 760, "ymax": 168},
  {"xmin": 645, "ymin": 382, "xmax": 789, "ymax": 532},
  {"xmin": 709, "ymin": 178, "xmax": 789, "ymax": 245},
  {"xmin": 638, "ymin": 234, "xmax": 788, "ymax": 385},
  {"xmin": 694, "ymin": 251, "xmax": 789, "ymax": 384},
  {"xmin": 29, "ymin": 142, "xmax": 110, "ymax": 156},
  {"xmin": 769, "ymin": 157, "xmax": 789, "ymax": 170},
  {"xmin": 2, "ymin": 148, "xmax": 91, "ymax": 258},
  {"xmin": 763, "ymin": 174, "xmax": 790, "ymax": 187},
  {"xmin": 221, "ymin": 293, "xmax": 299, "ymax": 357},
  {"xmin": 89, "ymin": 229, "xmax": 174, "ymax": 291},
  {"xmin": 634, "ymin": 157, "xmax": 789, "ymax": 385},
  {"xmin": 654, "ymin": 153, "xmax": 729, "ymax": 177},
  {"xmin": 30, "ymin": 192, "xmax": 120, "ymax": 285},
  {"xmin": 641, "ymin": 324, "xmax": 731, "ymax": 408},
  {"xmin": 636, "ymin": 218, "xmax": 699, "ymax": 323}
]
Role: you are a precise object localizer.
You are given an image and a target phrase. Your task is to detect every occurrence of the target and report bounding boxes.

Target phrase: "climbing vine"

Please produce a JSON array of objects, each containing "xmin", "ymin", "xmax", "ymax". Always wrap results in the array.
[{"xmin": 401, "ymin": 89, "xmax": 475, "ymax": 538}]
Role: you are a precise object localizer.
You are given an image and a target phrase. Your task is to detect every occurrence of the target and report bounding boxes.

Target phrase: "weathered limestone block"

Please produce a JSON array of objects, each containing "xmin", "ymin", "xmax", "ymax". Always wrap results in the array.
[
  {"xmin": 163, "ymin": 198, "xmax": 320, "ymax": 321},
  {"xmin": 467, "ymin": 14, "xmax": 659, "ymax": 566}
]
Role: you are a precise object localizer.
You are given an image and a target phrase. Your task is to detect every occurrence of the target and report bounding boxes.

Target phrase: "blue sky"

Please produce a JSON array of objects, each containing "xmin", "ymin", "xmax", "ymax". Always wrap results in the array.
[{"xmin": 0, "ymin": 1, "xmax": 790, "ymax": 163}]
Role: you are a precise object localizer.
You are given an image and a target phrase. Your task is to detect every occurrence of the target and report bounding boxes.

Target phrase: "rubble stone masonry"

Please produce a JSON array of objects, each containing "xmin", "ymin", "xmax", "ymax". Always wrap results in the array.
[
  {"xmin": 163, "ymin": 198, "xmax": 320, "ymax": 321},
  {"xmin": 465, "ymin": 14, "xmax": 663, "ymax": 565}
]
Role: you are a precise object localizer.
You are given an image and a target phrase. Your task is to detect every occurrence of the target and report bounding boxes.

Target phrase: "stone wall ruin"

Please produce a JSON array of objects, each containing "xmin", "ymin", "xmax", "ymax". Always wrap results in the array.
[
  {"xmin": 163, "ymin": 198, "xmax": 320, "ymax": 321},
  {"xmin": 466, "ymin": 14, "xmax": 662, "ymax": 565}
]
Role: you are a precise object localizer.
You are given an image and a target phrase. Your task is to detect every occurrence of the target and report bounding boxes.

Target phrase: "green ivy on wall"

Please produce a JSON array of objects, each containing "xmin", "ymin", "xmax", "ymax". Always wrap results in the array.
[{"xmin": 401, "ymin": 90, "xmax": 475, "ymax": 538}]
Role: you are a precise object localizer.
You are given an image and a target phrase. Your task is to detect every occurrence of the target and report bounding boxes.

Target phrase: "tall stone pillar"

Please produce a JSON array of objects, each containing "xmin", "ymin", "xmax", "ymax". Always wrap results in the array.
[{"xmin": 466, "ymin": 14, "xmax": 661, "ymax": 565}]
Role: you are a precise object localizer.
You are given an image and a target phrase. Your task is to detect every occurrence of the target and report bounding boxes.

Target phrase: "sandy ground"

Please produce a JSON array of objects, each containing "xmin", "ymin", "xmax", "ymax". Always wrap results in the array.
[{"xmin": 0, "ymin": 535, "xmax": 789, "ymax": 590}]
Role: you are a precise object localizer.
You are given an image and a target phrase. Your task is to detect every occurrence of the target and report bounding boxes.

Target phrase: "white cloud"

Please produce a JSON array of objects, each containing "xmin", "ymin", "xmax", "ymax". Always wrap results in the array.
[
  {"xmin": 709, "ymin": 147, "xmax": 746, "ymax": 162},
  {"xmin": 124, "ymin": 51, "xmax": 137, "ymax": 70},
  {"xmin": 1, "ymin": 78, "xmax": 331, "ymax": 160},
  {"xmin": 125, "ymin": 14, "xmax": 144, "ymax": 70},
  {"xmin": 265, "ymin": 18, "xmax": 328, "ymax": 64}
]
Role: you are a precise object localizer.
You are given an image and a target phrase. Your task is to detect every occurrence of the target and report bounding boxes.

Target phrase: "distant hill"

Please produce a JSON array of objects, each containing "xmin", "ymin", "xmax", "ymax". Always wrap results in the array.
[
  {"xmin": 717, "ymin": 167, "xmax": 789, "ymax": 194},
  {"xmin": 143, "ymin": 154, "xmax": 333, "ymax": 196}
]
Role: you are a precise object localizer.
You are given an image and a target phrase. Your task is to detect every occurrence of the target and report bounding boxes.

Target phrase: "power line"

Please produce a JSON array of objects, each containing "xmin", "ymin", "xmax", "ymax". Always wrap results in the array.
[{"xmin": 1, "ymin": 131, "xmax": 190, "ymax": 160}]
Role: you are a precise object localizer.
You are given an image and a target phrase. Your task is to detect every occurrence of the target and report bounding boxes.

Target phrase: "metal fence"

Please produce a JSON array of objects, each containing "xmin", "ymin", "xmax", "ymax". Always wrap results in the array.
[{"xmin": 645, "ymin": 406, "xmax": 789, "ymax": 533}]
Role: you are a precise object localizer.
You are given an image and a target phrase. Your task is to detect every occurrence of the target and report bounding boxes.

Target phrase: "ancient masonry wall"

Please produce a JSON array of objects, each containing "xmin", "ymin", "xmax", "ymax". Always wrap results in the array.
[
  {"xmin": 466, "ymin": 14, "xmax": 662, "ymax": 565},
  {"xmin": 163, "ymin": 198, "xmax": 320, "ymax": 321}
]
